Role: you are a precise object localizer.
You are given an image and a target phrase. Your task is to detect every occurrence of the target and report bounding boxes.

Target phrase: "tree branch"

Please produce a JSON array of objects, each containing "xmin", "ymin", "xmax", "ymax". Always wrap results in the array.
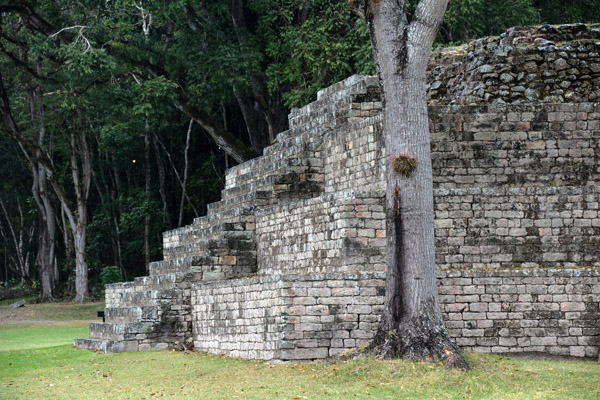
[
  {"xmin": 175, "ymin": 97, "xmax": 257, "ymax": 163},
  {"xmin": 0, "ymin": 4, "xmax": 56, "ymax": 35}
]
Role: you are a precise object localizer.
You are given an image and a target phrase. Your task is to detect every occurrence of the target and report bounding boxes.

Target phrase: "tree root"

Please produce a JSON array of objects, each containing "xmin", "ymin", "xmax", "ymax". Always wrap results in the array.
[{"xmin": 367, "ymin": 324, "xmax": 470, "ymax": 371}]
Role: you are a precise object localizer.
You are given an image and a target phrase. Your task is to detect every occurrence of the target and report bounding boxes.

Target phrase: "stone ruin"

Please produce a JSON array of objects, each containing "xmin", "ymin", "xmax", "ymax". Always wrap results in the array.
[{"xmin": 75, "ymin": 24, "xmax": 600, "ymax": 360}]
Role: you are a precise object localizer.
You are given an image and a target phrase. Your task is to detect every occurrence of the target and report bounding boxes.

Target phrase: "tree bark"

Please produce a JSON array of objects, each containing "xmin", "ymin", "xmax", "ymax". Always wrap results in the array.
[
  {"xmin": 144, "ymin": 131, "xmax": 151, "ymax": 274},
  {"xmin": 351, "ymin": 0, "xmax": 467, "ymax": 370},
  {"xmin": 60, "ymin": 204, "xmax": 75, "ymax": 293},
  {"xmin": 0, "ymin": 196, "xmax": 33, "ymax": 287},
  {"xmin": 69, "ymin": 110, "xmax": 93, "ymax": 302}
]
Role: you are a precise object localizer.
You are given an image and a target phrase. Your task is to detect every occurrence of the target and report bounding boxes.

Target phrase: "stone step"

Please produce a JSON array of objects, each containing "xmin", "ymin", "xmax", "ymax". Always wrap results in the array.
[
  {"xmin": 193, "ymin": 206, "xmax": 256, "ymax": 229},
  {"xmin": 221, "ymin": 162, "xmax": 324, "ymax": 201},
  {"xmin": 134, "ymin": 272, "xmax": 203, "ymax": 291},
  {"xmin": 148, "ymin": 256, "xmax": 198, "ymax": 275},
  {"xmin": 150, "ymin": 250, "xmax": 257, "ymax": 278},
  {"xmin": 110, "ymin": 288, "xmax": 184, "ymax": 308},
  {"xmin": 228, "ymin": 143, "xmax": 323, "ymax": 190},
  {"xmin": 73, "ymin": 338, "xmax": 138, "ymax": 353},
  {"xmin": 162, "ymin": 220, "xmax": 252, "ymax": 250},
  {"xmin": 104, "ymin": 306, "xmax": 160, "ymax": 324},
  {"xmin": 163, "ymin": 232, "xmax": 256, "ymax": 261},
  {"xmin": 89, "ymin": 322, "xmax": 157, "ymax": 341},
  {"xmin": 225, "ymin": 130, "xmax": 323, "ymax": 191},
  {"xmin": 206, "ymin": 190, "xmax": 272, "ymax": 215},
  {"xmin": 289, "ymin": 97, "xmax": 381, "ymax": 137},
  {"xmin": 163, "ymin": 214, "xmax": 257, "ymax": 260}
]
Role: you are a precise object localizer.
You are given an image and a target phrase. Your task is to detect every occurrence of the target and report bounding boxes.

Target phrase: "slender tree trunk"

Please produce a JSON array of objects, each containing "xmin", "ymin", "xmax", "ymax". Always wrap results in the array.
[
  {"xmin": 39, "ymin": 171, "xmax": 57, "ymax": 302},
  {"xmin": 152, "ymin": 134, "xmax": 172, "ymax": 229},
  {"xmin": 0, "ymin": 196, "xmax": 34, "ymax": 286},
  {"xmin": 155, "ymin": 135, "xmax": 199, "ymax": 219},
  {"xmin": 178, "ymin": 119, "xmax": 193, "ymax": 226},
  {"xmin": 37, "ymin": 222, "xmax": 53, "ymax": 301},
  {"xmin": 352, "ymin": 0, "xmax": 467, "ymax": 369},
  {"xmin": 3, "ymin": 243, "xmax": 7, "ymax": 283},
  {"xmin": 64, "ymin": 110, "xmax": 93, "ymax": 302},
  {"xmin": 72, "ymin": 222, "xmax": 88, "ymax": 301},
  {"xmin": 144, "ymin": 131, "xmax": 151, "ymax": 274}
]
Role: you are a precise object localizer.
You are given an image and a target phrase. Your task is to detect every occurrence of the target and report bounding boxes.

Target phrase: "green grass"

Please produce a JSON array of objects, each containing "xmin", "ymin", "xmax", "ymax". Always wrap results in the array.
[
  {"xmin": 0, "ymin": 322, "xmax": 91, "ymax": 351},
  {"xmin": 1, "ymin": 302, "xmax": 599, "ymax": 399}
]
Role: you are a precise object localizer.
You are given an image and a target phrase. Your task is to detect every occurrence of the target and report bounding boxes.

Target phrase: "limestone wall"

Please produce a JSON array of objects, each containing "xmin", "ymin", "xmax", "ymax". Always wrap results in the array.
[
  {"xmin": 438, "ymin": 268, "xmax": 600, "ymax": 358},
  {"xmin": 434, "ymin": 185, "xmax": 600, "ymax": 269},
  {"xmin": 256, "ymin": 191, "xmax": 386, "ymax": 276},
  {"xmin": 192, "ymin": 272, "xmax": 385, "ymax": 360},
  {"xmin": 189, "ymin": 29, "xmax": 600, "ymax": 359},
  {"xmin": 430, "ymin": 103, "xmax": 600, "ymax": 188}
]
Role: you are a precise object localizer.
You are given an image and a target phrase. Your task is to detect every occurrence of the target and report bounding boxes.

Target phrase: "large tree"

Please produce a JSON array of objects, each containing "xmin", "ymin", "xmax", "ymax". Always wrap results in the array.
[{"xmin": 349, "ymin": 0, "xmax": 468, "ymax": 369}]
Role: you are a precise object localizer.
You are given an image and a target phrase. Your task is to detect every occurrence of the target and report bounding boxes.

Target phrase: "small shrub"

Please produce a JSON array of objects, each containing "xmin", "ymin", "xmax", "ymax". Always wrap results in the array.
[{"xmin": 99, "ymin": 266, "xmax": 122, "ymax": 286}]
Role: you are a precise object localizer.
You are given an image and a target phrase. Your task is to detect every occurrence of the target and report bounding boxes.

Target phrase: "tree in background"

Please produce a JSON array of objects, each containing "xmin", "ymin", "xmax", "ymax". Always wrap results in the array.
[{"xmin": 440, "ymin": 0, "xmax": 540, "ymax": 43}]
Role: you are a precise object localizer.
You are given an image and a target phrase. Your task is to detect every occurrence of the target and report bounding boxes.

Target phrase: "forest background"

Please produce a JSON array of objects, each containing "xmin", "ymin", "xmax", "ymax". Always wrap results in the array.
[{"xmin": 0, "ymin": 0, "xmax": 598, "ymax": 301}]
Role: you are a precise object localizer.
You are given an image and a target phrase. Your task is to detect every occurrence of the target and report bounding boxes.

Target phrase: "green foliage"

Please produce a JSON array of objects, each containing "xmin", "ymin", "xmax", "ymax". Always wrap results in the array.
[
  {"xmin": 536, "ymin": 0, "xmax": 600, "ymax": 24},
  {"xmin": 99, "ymin": 266, "xmax": 122, "ymax": 285},
  {"xmin": 438, "ymin": 0, "xmax": 600, "ymax": 45},
  {"xmin": 440, "ymin": 0, "xmax": 540, "ymax": 44},
  {"xmin": 251, "ymin": 0, "xmax": 374, "ymax": 107}
]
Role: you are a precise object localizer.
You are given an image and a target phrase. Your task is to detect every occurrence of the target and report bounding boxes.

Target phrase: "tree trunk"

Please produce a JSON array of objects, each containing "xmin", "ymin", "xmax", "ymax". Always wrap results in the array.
[
  {"xmin": 152, "ymin": 133, "xmax": 172, "ymax": 229},
  {"xmin": 177, "ymin": 119, "xmax": 193, "ymax": 226},
  {"xmin": 144, "ymin": 131, "xmax": 151, "ymax": 274},
  {"xmin": 37, "ymin": 167, "xmax": 57, "ymax": 302},
  {"xmin": 72, "ymin": 224, "xmax": 88, "ymax": 302},
  {"xmin": 60, "ymin": 204, "xmax": 75, "ymax": 290},
  {"xmin": 155, "ymin": 135, "xmax": 199, "ymax": 220},
  {"xmin": 68, "ymin": 110, "xmax": 93, "ymax": 302},
  {"xmin": 235, "ymin": 93, "xmax": 271, "ymax": 154},
  {"xmin": 353, "ymin": 0, "xmax": 467, "ymax": 370},
  {"xmin": 0, "ymin": 196, "xmax": 34, "ymax": 287}
]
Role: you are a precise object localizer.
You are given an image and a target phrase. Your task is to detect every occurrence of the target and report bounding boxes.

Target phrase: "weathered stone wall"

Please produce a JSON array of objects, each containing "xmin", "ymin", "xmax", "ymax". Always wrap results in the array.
[
  {"xmin": 189, "ymin": 69, "xmax": 599, "ymax": 359},
  {"xmin": 322, "ymin": 117, "xmax": 385, "ymax": 194},
  {"xmin": 427, "ymin": 24, "xmax": 600, "ymax": 105},
  {"xmin": 434, "ymin": 185, "xmax": 600, "ymax": 269},
  {"xmin": 438, "ymin": 268, "xmax": 600, "ymax": 358},
  {"xmin": 256, "ymin": 191, "xmax": 386, "ymax": 276},
  {"xmin": 430, "ymin": 103, "xmax": 600, "ymax": 188},
  {"xmin": 192, "ymin": 272, "xmax": 385, "ymax": 360}
]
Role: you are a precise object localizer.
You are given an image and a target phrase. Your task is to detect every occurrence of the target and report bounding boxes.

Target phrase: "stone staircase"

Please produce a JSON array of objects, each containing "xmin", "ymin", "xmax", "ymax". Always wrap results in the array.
[{"xmin": 74, "ymin": 75, "xmax": 381, "ymax": 353}]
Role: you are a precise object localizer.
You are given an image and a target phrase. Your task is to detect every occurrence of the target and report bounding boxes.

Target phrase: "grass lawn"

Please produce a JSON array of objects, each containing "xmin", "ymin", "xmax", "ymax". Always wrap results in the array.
[{"xmin": 1, "ymin": 302, "xmax": 599, "ymax": 399}]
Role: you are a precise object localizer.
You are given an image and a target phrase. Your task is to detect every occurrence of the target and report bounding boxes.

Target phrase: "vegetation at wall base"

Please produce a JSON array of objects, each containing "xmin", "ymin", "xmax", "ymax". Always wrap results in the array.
[
  {"xmin": 1, "ymin": 301, "xmax": 598, "ymax": 399},
  {"xmin": 0, "ymin": 329, "xmax": 598, "ymax": 399}
]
